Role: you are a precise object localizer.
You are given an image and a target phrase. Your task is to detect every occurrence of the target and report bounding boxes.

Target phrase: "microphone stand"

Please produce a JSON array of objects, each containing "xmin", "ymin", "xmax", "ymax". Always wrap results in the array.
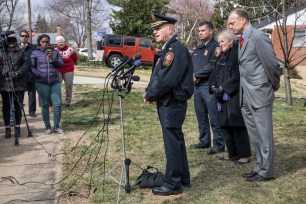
[{"xmin": 102, "ymin": 72, "xmax": 139, "ymax": 194}]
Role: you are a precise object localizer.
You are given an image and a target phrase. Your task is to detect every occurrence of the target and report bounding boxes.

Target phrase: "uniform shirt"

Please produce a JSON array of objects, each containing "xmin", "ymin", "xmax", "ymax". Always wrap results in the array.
[
  {"xmin": 146, "ymin": 35, "xmax": 193, "ymax": 104},
  {"xmin": 192, "ymin": 38, "xmax": 218, "ymax": 85}
]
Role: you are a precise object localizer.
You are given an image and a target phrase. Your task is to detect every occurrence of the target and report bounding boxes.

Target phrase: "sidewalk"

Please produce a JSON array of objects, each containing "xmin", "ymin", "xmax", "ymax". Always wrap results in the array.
[{"xmin": 0, "ymin": 95, "xmax": 61, "ymax": 204}]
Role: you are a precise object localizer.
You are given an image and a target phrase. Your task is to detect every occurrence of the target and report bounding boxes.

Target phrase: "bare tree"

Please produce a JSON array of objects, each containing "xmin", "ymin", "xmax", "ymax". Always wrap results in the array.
[
  {"xmin": 46, "ymin": 0, "xmax": 109, "ymax": 58},
  {"xmin": 0, "ymin": 0, "xmax": 20, "ymax": 31},
  {"xmin": 167, "ymin": 0, "xmax": 213, "ymax": 48},
  {"xmin": 272, "ymin": 1, "xmax": 306, "ymax": 105}
]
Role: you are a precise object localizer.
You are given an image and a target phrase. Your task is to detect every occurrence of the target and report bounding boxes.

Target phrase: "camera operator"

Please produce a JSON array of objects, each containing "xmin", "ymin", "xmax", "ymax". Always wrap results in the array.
[
  {"xmin": 0, "ymin": 34, "xmax": 28, "ymax": 138},
  {"xmin": 31, "ymin": 34, "xmax": 64, "ymax": 135}
]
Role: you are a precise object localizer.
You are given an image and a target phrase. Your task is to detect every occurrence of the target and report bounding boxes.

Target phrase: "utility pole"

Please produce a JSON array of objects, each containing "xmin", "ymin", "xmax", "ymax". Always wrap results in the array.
[{"xmin": 28, "ymin": 0, "xmax": 32, "ymax": 43}]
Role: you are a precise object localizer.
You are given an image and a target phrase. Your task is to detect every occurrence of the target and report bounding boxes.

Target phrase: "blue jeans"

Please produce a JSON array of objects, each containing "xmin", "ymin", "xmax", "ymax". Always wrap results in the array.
[
  {"xmin": 194, "ymin": 84, "xmax": 224, "ymax": 148},
  {"xmin": 35, "ymin": 83, "xmax": 62, "ymax": 129}
]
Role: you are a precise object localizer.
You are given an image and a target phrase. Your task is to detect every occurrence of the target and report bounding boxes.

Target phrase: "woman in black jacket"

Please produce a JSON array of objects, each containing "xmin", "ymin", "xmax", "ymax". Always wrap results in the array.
[
  {"xmin": 0, "ymin": 34, "xmax": 28, "ymax": 138},
  {"xmin": 208, "ymin": 30, "xmax": 251, "ymax": 164}
]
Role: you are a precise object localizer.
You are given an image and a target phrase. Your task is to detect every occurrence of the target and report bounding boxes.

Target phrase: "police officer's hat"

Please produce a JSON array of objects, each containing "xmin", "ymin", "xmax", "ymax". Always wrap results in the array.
[{"xmin": 151, "ymin": 13, "xmax": 177, "ymax": 28}]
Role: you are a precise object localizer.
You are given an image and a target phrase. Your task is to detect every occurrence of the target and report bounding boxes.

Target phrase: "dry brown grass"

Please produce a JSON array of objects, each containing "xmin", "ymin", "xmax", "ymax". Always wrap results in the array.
[{"xmin": 58, "ymin": 71, "xmax": 306, "ymax": 204}]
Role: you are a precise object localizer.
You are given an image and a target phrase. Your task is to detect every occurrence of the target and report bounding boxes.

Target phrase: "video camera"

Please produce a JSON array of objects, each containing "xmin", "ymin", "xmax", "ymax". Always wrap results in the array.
[{"xmin": 0, "ymin": 31, "xmax": 16, "ymax": 49}]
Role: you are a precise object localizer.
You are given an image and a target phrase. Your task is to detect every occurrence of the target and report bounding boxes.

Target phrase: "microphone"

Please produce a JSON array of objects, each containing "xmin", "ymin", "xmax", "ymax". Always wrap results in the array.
[
  {"xmin": 118, "ymin": 60, "xmax": 142, "ymax": 79},
  {"xmin": 108, "ymin": 53, "xmax": 142, "ymax": 77},
  {"xmin": 124, "ymin": 158, "xmax": 131, "ymax": 193},
  {"xmin": 107, "ymin": 56, "xmax": 129, "ymax": 77}
]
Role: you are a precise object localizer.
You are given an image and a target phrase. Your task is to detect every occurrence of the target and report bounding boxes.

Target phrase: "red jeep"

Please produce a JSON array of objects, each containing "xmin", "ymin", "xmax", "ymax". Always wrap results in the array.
[{"xmin": 101, "ymin": 34, "xmax": 155, "ymax": 68}]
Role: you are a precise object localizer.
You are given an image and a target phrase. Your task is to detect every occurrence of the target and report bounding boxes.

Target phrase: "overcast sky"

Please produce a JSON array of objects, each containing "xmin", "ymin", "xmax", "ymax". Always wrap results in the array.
[{"xmin": 20, "ymin": 0, "xmax": 45, "ymax": 7}]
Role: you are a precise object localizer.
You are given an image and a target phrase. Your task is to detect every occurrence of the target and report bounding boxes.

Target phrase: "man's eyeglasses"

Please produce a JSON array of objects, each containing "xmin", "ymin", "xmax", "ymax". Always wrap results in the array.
[{"xmin": 20, "ymin": 35, "xmax": 29, "ymax": 37}]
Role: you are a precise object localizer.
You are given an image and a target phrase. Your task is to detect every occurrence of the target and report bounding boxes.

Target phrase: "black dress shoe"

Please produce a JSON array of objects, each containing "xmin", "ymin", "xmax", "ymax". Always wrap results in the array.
[
  {"xmin": 190, "ymin": 143, "xmax": 210, "ymax": 149},
  {"xmin": 152, "ymin": 185, "xmax": 183, "ymax": 196},
  {"xmin": 182, "ymin": 183, "xmax": 191, "ymax": 188},
  {"xmin": 29, "ymin": 112, "xmax": 36, "ymax": 117},
  {"xmin": 246, "ymin": 174, "xmax": 274, "ymax": 182},
  {"xmin": 207, "ymin": 147, "xmax": 225, "ymax": 155},
  {"xmin": 242, "ymin": 171, "xmax": 258, "ymax": 178},
  {"xmin": 236, "ymin": 159, "xmax": 251, "ymax": 165}
]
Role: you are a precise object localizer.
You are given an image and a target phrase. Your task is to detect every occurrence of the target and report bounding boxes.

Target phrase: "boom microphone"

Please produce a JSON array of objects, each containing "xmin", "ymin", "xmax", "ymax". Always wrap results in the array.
[{"xmin": 118, "ymin": 60, "xmax": 142, "ymax": 79}]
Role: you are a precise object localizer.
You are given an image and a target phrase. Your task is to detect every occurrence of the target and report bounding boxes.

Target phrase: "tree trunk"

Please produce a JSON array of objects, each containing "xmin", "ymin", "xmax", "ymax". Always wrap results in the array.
[
  {"xmin": 282, "ymin": 0, "xmax": 293, "ymax": 105},
  {"xmin": 86, "ymin": 0, "xmax": 93, "ymax": 59},
  {"xmin": 284, "ymin": 67, "xmax": 293, "ymax": 105}
]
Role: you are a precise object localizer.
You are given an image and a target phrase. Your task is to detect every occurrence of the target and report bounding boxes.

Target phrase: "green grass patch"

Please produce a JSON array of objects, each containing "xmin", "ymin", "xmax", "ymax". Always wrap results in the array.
[{"xmin": 59, "ymin": 83, "xmax": 306, "ymax": 203}]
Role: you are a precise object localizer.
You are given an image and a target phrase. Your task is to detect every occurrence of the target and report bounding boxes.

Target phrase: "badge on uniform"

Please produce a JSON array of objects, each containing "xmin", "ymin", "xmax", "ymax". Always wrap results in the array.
[
  {"xmin": 204, "ymin": 50, "xmax": 208, "ymax": 56},
  {"xmin": 163, "ymin": 52, "xmax": 174, "ymax": 67}
]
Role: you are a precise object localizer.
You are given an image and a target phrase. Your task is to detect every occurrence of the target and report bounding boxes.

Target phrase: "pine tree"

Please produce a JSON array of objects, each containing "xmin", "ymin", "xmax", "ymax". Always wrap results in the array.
[
  {"xmin": 34, "ymin": 14, "xmax": 51, "ymax": 33},
  {"xmin": 109, "ymin": 0, "xmax": 169, "ymax": 38}
]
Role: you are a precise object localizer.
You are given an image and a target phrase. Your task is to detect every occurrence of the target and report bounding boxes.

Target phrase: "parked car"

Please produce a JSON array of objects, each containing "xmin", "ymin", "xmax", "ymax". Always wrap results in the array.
[
  {"xmin": 100, "ymin": 34, "xmax": 155, "ymax": 68},
  {"xmin": 78, "ymin": 48, "xmax": 96, "ymax": 58}
]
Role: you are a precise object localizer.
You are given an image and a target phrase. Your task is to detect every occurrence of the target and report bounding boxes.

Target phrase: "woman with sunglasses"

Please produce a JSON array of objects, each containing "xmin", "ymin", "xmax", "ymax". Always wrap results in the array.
[
  {"xmin": 208, "ymin": 30, "xmax": 251, "ymax": 165},
  {"xmin": 31, "ymin": 34, "xmax": 64, "ymax": 135}
]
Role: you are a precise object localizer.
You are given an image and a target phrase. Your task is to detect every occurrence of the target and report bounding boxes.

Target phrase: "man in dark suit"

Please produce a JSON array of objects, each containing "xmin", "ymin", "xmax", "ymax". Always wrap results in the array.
[
  {"xmin": 190, "ymin": 21, "xmax": 225, "ymax": 155},
  {"xmin": 228, "ymin": 9, "xmax": 281, "ymax": 182},
  {"xmin": 19, "ymin": 30, "xmax": 36, "ymax": 117},
  {"xmin": 144, "ymin": 13, "xmax": 193, "ymax": 196}
]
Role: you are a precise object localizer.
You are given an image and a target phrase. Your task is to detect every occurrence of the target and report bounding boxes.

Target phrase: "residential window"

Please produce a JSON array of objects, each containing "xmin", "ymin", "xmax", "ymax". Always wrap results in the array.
[{"xmin": 293, "ymin": 29, "xmax": 306, "ymax": 47}]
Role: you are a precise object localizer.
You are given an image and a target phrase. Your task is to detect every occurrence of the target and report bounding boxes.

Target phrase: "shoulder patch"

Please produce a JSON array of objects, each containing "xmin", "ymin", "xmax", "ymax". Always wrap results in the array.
[{"xmin": 163, "ymin": 52, "xmax": 174, "ymax": 67}]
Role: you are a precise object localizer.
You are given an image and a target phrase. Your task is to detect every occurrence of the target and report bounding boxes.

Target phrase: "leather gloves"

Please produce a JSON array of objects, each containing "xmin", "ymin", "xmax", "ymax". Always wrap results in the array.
[{"xmin": 211, "ymin": 86, "xmax": 224, "ymax": 101}]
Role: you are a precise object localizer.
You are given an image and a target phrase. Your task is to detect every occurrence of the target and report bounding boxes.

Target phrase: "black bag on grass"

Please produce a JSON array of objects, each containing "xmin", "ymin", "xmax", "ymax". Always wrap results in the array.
[{"xmin": 135, "ymin": 166, "xmax": 164, "ymax": 188}]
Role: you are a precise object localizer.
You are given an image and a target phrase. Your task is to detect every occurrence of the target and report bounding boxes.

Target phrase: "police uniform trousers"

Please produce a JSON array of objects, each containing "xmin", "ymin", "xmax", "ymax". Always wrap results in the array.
[
  {"xmin": 157, "ymin": 99, "xmax": 190, "ymax": 189},
  {"xmin": 194, "ymin": 84, "xmax": 224, "ymax": 148}
]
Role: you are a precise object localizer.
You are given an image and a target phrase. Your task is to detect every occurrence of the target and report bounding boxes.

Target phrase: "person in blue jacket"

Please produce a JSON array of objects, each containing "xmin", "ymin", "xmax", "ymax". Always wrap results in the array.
[
  {"xmin": 143, "ymin": 13, "xmax": 193, "ymax": 196},
  {"xmin": 31, "ymin": 34, "xmax": 64, "ymax": 135}
]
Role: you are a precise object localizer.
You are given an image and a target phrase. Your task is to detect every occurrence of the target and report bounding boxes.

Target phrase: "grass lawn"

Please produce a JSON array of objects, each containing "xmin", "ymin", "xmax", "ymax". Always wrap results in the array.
[{"xmin": 59, "ymin": 68, "xmax": 306, "ymax": 204}]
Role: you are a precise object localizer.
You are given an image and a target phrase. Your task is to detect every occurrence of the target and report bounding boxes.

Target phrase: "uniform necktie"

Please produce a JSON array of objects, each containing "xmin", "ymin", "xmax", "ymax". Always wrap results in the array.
[{"xmin": 240, "ymin": 36, "xmax": 244, "ymax": 48}]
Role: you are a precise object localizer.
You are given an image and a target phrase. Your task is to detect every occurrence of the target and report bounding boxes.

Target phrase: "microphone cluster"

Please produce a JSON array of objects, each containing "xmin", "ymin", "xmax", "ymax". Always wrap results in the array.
[{"xmin": 109, "ymin": 53, "xmax": 142, "ymax": 94}]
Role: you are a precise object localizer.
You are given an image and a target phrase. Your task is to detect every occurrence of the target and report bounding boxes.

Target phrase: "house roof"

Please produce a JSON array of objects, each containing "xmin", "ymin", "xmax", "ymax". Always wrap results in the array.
[{"xmin": 253, "ymin": 3, "xmax": 306, "ymax": 29}]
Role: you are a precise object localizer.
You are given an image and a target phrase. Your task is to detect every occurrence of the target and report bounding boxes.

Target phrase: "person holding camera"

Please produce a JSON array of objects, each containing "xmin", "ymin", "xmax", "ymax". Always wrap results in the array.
[
  {"xmin": 0, "ymin": 34, "xmax": 28, "ymax": 138},
  {"xmin": 30, "ymin": 34, "xmax": 64, "ymax": 135}
]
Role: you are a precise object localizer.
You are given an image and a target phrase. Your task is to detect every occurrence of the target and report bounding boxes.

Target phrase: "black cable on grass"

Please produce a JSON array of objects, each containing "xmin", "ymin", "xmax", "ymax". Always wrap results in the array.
[{"xmin": 4, "ymin": 74, "xmax": 118, "ymax": 203}]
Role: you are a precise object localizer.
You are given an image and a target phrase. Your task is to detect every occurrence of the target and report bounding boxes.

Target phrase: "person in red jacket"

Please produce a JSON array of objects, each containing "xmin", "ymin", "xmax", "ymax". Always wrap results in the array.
[{"xmin": 55, "ymin": 36, "xmax": 78, "ymax": 107}]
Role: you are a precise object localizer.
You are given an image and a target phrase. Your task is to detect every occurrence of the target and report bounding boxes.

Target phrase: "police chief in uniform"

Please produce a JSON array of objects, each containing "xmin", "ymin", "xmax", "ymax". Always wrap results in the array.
[{"xmin": 143, "ymin": 13, "xmax": 194, "ymax": 196}]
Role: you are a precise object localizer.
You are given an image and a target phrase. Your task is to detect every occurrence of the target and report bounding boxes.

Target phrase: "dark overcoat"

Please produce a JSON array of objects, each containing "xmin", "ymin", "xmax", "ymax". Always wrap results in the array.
[
  {"xmin": 0, "ymin": 47, "xmax": 28, "ymax": 92},
  {"xmin": 208, "ymin": 43, "xmax": 245, "ymax": 127}
]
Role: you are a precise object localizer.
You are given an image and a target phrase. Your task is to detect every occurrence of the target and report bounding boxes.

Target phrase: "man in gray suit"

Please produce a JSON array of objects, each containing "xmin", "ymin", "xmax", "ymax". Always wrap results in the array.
[{"xmin": 228, "ymin": 9, "xmax": 281, "ymax": 182}]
